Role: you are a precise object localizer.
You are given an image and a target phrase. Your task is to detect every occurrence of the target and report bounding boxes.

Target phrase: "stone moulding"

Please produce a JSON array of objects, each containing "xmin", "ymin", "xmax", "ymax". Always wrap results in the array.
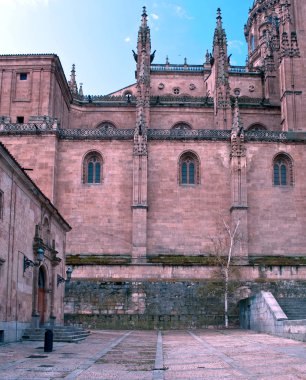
[
  {"xmin": 60, "ymin": 128, "xmax": 134, "ymax": 140},
  {"xmin": 150, "ymin": 96, "xmax": 214, "ymax": 107},
  {"xmin": 0, "ymin": 123, "xmax": 303, "ymax": 143},
  {"xmin": 70, "ymin": 94, "xmax": 271, "ymax": 108},
  {"xmin": 249, "ymin": 256, "xmax": 306, "ymax": 266},
  {"xmin": 66, "ymin": 254, "xmax": 131, "ymax": 266}
]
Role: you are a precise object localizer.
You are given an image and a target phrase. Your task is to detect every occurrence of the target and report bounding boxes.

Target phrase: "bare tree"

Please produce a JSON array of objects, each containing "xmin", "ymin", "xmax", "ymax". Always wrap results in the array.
[{"xmin": 208, "ymin": 216, "xmax": 241, "ymax": 328}]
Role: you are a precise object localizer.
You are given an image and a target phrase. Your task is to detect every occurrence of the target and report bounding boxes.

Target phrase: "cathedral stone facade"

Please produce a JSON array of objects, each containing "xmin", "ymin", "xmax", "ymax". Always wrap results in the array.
[{"xmin": 1, "ymin": 0, "xmax": 306, "ymax": 329}]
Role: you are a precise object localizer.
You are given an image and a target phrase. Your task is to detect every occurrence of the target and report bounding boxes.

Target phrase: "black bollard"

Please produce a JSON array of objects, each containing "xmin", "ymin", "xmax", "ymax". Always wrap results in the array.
[{"xmin": 44, "ymin": 329, "xmax": 53, "ymax": 352}]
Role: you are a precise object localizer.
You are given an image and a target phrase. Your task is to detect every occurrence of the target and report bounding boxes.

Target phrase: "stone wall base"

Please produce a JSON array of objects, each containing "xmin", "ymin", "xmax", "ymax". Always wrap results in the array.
[
  {"xmin": 0, "ymin": 321, "xmax": 31, "ymax": 343},
  {"xmin": 64, "ymin": 278, "xmax": 306, "ymax": 330},
  {"xmin": 64, "ymin": 313, "xmax": 239, "ymax": 330}
]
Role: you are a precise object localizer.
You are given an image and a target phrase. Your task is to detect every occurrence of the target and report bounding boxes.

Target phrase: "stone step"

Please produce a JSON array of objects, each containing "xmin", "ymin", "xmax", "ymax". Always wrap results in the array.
[
  {"xmin": 276, "ymin": 298, "xmax": 306, "ymax": 320},
  {"xmin": 22, "ymin": 326, "xmax": 90, "ymax": 342}
]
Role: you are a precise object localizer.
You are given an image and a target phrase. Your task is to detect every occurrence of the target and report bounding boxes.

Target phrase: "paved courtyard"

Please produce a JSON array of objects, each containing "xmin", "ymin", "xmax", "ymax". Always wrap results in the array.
[{"xmin": 1, "ymin": 329, "xmax": 306, "ymax": 379}]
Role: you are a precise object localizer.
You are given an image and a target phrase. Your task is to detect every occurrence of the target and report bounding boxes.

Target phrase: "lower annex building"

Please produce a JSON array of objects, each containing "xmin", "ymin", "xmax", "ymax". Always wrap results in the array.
[{"xmin": 1, "ymin": 0, "xmax": 306, "ymax": 330}]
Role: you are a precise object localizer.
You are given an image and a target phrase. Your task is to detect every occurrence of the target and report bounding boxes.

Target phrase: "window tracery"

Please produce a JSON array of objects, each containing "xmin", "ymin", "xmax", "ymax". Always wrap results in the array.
[
  {"xmin": 171, "ymin": 122, "xmax": 192, "ymax": 131},
  {"xmin": 273, "ymin": 153, "xmax": 293, "ymax": 187},
  {"xmin": 248, "ymin": 123, "xmax": 267, "ymax": 131},
  {"xmin": 179, "ymin": 151, "xmax": 200, "ymax": 185},
  {"xmin": 96, "ymin": 121, "xmax": 117, "ymax": 132},
  {"xmin": 83, "ymin": 151, "xmax": 103, "ymax": 184}
]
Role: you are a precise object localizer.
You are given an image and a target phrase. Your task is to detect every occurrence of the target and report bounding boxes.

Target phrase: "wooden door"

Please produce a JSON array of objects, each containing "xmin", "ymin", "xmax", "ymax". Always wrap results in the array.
[
  {"xmin": 38, "ymin": 268, "xmax": 45, "ymax": 325},
  {"xmin": 38, "ymin": 288, "xmax": 45, "ymax": 324}
]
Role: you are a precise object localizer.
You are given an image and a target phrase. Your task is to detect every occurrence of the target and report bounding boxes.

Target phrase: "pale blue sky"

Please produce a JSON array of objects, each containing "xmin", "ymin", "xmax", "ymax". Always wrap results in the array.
[{"xmin": 0, "ymin": 0, "xmax": 253, "ymax": 95}]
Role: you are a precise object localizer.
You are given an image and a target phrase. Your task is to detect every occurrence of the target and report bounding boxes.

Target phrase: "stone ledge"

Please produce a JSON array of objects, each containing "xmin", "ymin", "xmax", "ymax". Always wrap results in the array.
[
  {"xmin": 66, "ymin": 254, "xmax": 131, "ymax": 266},
  {"xmin": 249, "ymin": 256, "xmax": 306, "ymax": 266}
]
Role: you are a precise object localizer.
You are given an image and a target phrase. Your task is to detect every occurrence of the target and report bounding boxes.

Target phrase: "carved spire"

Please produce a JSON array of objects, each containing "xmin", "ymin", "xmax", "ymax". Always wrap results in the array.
[
  {"xmin": 68, "ymin": 64, "xmax": 78, "ymax": 95},
  {"xmin": 141, "ymin": 6, "xmax": 147, "ymax": 27},
  {"xmin": 216, "ymin": 7, "xmax": 222, "ymax": 28},
  {"xmin": 214, "ymin": 8, "xmax": 227, "ymax": 48},
  {"xmin": 134, "ymin": 6, "xmax": 151, "ymax": 156},
  {"xmin": 232, "ymin": 97, "xmax": 243, "ymax": 133},
  {"xmin": 212, "ymin": 8, "xmax": 231, "ymax": 128},
  {"xmin": 79, "ymin": 82, "xmax": 83, "ymax": 97},
  {"xmin": 137, "ymin": 6, "xmax": 150, "ymax": 57},
  {"xmin": 230, "ymin": 95, "xmax": 248, "ymax": 256},
  {"xmin": 212, "ymin": 8, "xmax": 229, "ymax": 87},
  {"xmin": 205, "ymin": 50, "xmax": 210, "ymax": 64},
  {"xmin": 231, "ymin": 97, "xmax": 245, "ymax": 158}
]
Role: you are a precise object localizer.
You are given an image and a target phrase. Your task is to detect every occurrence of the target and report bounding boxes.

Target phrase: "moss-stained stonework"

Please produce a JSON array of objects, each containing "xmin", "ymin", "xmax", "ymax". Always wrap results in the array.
[
  {"xmin": 64, "ymin": 279, "xmax": 306, "ymax": 329},
  {"xmin": 249, "ymin": 256, "xmax": 306, "ymax": 266},
  {"xmin": 66, "ymin": 255, "xmax": 131, "ymax": 266},
  {"xmin": 147, "ymin": 255, "xmax": 224, "ymax": 266}
]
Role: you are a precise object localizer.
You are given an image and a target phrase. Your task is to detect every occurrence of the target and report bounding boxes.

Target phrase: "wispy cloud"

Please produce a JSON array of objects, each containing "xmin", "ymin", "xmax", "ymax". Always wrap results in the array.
[
  {"xmin": 174, "ymin": 4, "xmax": 193, "ymax": 20},
  {"xmin": 124, "ymin": 37, "xmax": 131, "ymax": 43},
  {"xmin": 152, "ymin": 2, "xmax": 193, "ymax": 20},
  {"xmin": 228, "ymin": 40, "xmax": 244, "ymax": 54},
  {"xmin": 151, "ymin": 13, "xmax": 159, "ymax": 20}
]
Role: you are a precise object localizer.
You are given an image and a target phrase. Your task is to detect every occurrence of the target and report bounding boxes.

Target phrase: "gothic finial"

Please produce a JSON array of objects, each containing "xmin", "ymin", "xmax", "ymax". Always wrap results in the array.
[
  {"xmin": 217, "ymin": 8, "xmax": 222, "ymax": 24},
  {"xmin": 70, "ymin": 64, "xmax": 76, "ymax": 80},
  {"xmin": 232, "ymin": 95, "xmax": 243, "ymax": 133},
  {"xmin": 184, "ymin": 57, "xmax": 187, "ymax": 65},
  {"xmin": 205, "ymin": 50, "xmax": 210, "ymax": 64},
  {"xmin": 166, "ymin": 55, "xmax": 169, "ymax": 65},
  {"xmin": 141, "ymin": 6, "xmax": 147, "ymax": 26},
  {"xmin": 79, "ymin": 83, "xmax": 83, "ymax": 97},
  {"xmin": 68, "ymin": 63, "xmax": 78, "ymax": 94}
]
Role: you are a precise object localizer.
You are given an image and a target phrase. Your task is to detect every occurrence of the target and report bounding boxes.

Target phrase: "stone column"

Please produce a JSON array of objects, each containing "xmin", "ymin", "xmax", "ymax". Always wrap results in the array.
[
  {"xmin": 230, "ymin": 99, "xmax": 248, "ymax": 259},
  {"xmin": 132, "ymin": 140, "xmax": 148, "ymax": 263}
]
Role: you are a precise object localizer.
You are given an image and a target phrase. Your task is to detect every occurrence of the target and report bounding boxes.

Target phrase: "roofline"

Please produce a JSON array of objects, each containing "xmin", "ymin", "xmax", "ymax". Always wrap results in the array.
[
  {"xmin": 107, "ymin": 83, "xmax": 136, "ymax": 96},
  {"xmin": 0, "ymin": 53, "xmax": 73, "ymax": 104},
  {"xmin": 0, "ymin": 142, "xmax": 71, "ymax": 232}
]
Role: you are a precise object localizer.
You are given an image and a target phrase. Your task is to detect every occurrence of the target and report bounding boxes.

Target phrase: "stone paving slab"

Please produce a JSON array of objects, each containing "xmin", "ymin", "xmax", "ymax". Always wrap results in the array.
[{"xmin": 1, "ymin": 329, "xmax": 306, "ymax": 379}]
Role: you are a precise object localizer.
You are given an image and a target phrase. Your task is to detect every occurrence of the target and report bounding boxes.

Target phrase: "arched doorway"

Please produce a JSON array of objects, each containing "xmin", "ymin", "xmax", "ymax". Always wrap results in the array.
[{"xmin": 38, "ymin": 267, "xmax": 46, "ymax": 325}]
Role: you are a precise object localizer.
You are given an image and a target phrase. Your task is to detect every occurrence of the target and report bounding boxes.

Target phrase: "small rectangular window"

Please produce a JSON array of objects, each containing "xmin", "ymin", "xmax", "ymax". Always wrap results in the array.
[
  {"xmin": 16, "ymin": 116, "xmax": 24, "ymax": 124},
  {"xmin": 20, "ymin": 73, "xmax": 27, "ymax": 80}
]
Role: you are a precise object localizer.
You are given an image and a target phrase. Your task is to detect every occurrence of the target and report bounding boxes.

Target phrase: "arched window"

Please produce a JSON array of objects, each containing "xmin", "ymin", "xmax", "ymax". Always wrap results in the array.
[
  {"xmin": 171, "ymin": 122, "xmax": 192, "ymax": 131},
  {"xmin": 247, "ymin": 124, "xmax": 267, "ymax": 131},
  {"xmin": 96, "ymin": 121, "xmax": 117, "ymax": 132},
  {"xmin": 83, "ymin": 151, "xmax": 103, "ymax": 184},
  {"xmin": 273, "ymin": 153, "xmax": 293, "ymax": 186},
  {"xmin": 179, "ymin": 152, "xmax": 200, "ymax": 185}
]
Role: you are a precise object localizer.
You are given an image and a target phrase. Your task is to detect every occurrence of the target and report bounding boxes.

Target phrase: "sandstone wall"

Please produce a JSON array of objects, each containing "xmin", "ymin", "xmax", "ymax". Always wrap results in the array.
[
  {"xmin": 0, "ymin": 135, "xmax": 58, "ymax": 202},
  {"xmin": 56, "ymin": 140, "xmax": 133, "ymax": 255},
  {"xmin": 0, "ymin": 146, "xmax": 69, "ymax": 342}
]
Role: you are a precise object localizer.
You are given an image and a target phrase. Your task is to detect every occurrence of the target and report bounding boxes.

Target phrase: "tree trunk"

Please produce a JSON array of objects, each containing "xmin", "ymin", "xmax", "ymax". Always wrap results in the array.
[{"xmin": 224, "ymin": 268, "xmax": 229, "ymax": 328}]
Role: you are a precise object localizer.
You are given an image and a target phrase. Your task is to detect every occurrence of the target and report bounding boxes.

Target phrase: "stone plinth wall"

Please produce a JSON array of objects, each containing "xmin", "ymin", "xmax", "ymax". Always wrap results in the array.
[
  {"xmin": 64, "ymin": 279, "xmax": 239, "ymax": 329},
  {"xmin": 65, "ymin": 278, "xmax": 306, "ymax": 330}
]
